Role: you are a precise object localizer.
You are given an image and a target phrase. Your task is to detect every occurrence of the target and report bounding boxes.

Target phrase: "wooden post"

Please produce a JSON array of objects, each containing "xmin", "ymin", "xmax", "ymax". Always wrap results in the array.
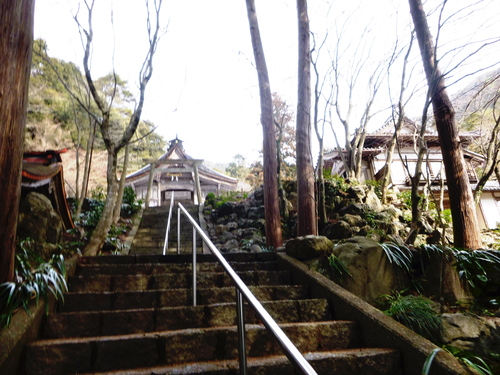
[
  {"xmin": 157, "ymin": 174, "xmax": 162, "ymax": 206},
  {"xmin": 193, "ymin": 163, "xmax": 202, "ymax": 204},
  {"xmin": 145, "ymin": 163, "xmax": 155, "ymax": 208}
]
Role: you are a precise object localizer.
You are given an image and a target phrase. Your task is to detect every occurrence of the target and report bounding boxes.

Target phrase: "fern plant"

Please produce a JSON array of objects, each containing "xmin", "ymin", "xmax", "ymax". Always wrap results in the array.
[
  {"xmin": 327, "ymin": 254, "xmax": 352, "ymax": 280},
  {"xmin": 379, "ymin": 242, "xmax": 413, "ymax": 273},
  {"xmin": 0, "ymin": 239, "xmax": 67, "ymax": 327}
]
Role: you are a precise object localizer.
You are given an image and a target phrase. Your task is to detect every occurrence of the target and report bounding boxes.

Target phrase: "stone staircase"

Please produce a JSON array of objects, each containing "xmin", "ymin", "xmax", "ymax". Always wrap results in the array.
[
  {"xmin": 22, "ymin": 204, "xmax": 406, "ymax": 374},
  {"xmin": 24, "ymin": 249, "xmax": 403, "ymax": 374},
  {"xmin": 130, "ymin": 204, "xmax": 202, "ymax": 255}
]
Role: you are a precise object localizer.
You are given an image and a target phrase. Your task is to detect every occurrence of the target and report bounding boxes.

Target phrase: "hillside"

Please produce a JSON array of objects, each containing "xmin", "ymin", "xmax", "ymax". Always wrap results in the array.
[{"xmin": 27, "ymin": 40, "xmax": 167, "ymax": 196}]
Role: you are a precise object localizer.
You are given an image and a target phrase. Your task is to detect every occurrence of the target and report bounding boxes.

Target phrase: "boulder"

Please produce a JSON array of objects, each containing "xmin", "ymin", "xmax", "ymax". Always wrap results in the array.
[
  {"xmin": 249, "ymin": 219, "xmax": 266, "ymax": 234},
  {"xmin": 251, "ymin": 187, "xmax": 264, "ymax": 204},
  {"xmin": 215, "ymin": 224, "xmax": 227, "ymax": 236},
  {"xmin": 441, "ymin": 314, "xmax": 500, "ymax": 359},
  {"xmin": 226, "ymin": 222, "xmax": 238, "ymax": 231},
  {"xmin": 420, "ymin": 248, "xmax": 473, "ymax": 304},
  {"xmin": 218, "ymin": 202, "xmax": 235, "ymax": 216},
  {"xmin": 341, "ymin": 214, "xmax": 365, "ymax": 227},
  {"xmin": 364, "ymin": 187, "xmax": 383, "ymax": 212},
  {"xmin": 234, "ymin": 202, "xmax": 250, "ymax": 218},
  {"xmin": 322, "ymin": 220, "xmax": 353, "ymax": 240},
  {"xmin": 338, "ymin": 203, "xmax": 369, "ymax": 217},
  {"xmin": 221, "ymin": 239, "xmax": 239, "ymax": 252},
  {"xmin": 347, "ymin": 185, "xmax": 366, "ymax": 201},
  {"xmin": 248, "ymin": 206, "xmax": 265, "ymax": 220},
  {"xmin": 17, "ymin": 192, "xmax": 63, "ymax": 247},
  {"xmin": 250, "ymin": 244, "xmax": 263, "ymax": 253},
  {"xmin": 285, "ymin": 235, "xmax": 333, "ymax": 261},
  {"xmin": 331, "ymin": 237, "xmax": 409, "ymax": 304}
]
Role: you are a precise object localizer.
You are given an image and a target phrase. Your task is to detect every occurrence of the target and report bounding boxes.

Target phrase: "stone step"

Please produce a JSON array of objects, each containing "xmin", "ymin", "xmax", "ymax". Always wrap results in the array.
[
  {"xmin": 76, "ymin": 261, "xmax": 278, "ymax": 276},
  {"xmin": 127, "ymin": 246, "xmax": 202, "ymax": 255},
  {"xmin": 59, "ymin": 285, "xmax": 311, "ymax": 312},
  {"xmin": 68, "ymin": 270, "xmax": 293, "ymax": 292},
  {"xmin": 78, "ymin": 252, "xmax": 277, "ymax": 265},
  {"xmin": 26, "ymin": 321, "xmax": 366, "ymax": 375},
  {"xmin": 84, "ymin": 348, "xmax": 401, "ymax": 375},
  {"xmin": 44, "ymin": 299, "xmax": 332, "ymax": 339}
]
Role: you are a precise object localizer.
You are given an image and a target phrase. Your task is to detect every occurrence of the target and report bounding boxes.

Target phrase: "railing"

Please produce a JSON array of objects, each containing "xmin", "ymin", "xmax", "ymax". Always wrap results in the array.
[
  {"xmin": 162, "ymin": 192, "xmax": 175, "ymax": 255},
  {"xmin": 176, "ymin": 202, "xmax": 317, "ymax": 375}
]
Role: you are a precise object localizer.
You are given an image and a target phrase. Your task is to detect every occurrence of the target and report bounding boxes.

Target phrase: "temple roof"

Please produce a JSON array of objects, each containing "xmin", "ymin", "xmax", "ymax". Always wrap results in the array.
[
  {"xmin": 126, "ymin": 137, "xmax": 237, "ymax": 185},
  {"xmin": 363, "ymin": 117, "xmax": 479, "ymax": 148}
]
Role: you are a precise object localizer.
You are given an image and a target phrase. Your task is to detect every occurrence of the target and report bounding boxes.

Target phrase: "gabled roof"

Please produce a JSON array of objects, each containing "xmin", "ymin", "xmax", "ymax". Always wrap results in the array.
[
  {"xmin": 364, "ymin": 117, "xmax": 479, "ymax": 148},
  {"xmin": 126, "ymin": 137, "xmax": 237, "ymax": 185}
]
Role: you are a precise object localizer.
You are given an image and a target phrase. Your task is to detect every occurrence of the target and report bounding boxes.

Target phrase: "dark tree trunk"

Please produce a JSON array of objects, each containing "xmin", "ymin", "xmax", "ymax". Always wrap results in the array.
[
  {"xmin": 296, "ymin": 0, "xmax": 317, "ymax": 236},
  {"xmin": 408, "ymin": 0, "xmax": 482, "ymax": 249},
  {"xmin": 245, "ymin": 0, "xmax": 283, "ymax": 249},
  {"xmin": 0, "ymin": 1, "xmax": 34, "ymax": 283}
]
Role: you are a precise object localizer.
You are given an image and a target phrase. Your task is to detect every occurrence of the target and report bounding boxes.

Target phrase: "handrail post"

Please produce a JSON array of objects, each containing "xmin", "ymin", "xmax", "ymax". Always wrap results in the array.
[
  {"xmin": 176, "ymin": 202, "xmax": 317, "ymax": 375},
  {"xmin": 192, "ymin": 226, "xmax": 197, "ymax": 307},
  {"xmin": 236, "ymin": 289, "xmax": 247, "ymax": 375},
  {"xmin": 177, "ymin": 207, "xmax": 181, "ymax": 254},
  {"xmin": 162, "ymin": 192, "xmax": 175, "ymax": 255}
]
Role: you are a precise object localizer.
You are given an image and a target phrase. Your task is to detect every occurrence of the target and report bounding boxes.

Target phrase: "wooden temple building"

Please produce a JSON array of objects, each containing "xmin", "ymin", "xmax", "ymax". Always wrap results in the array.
[
  {"xmin": 125, "ymin": 137, "xmax": 238, "ymax": 206},
  {"xmin": 323, "ymin": 119, "xmax": 500, "ymax": 229},
  {"xmin": 21, "ymin": 150, "xmax": 75, "ymax": 231}
]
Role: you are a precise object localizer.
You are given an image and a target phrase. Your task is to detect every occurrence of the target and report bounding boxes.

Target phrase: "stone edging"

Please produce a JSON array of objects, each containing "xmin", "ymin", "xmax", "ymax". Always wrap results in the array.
[
  {"xmin": 276, "ymin": 252, "xmax": 474, "ymax": 375},
  {"xmin": 0, "ymin": 254, "xmax": 79, "ymax": 375}
]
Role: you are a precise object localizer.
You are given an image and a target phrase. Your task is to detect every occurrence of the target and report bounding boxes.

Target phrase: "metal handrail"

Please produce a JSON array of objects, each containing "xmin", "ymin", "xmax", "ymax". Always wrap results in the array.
[
  {"xmin": 162, "ymin": 192, "xmax": 175, "ymax": 255},
  {"xmin": 177, "ymin": 202, "xmax": 317, "ymax": 375}
]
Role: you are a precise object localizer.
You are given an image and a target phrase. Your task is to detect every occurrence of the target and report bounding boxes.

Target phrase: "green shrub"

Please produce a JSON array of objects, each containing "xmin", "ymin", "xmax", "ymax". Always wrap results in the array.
[
  {"xmin": 381, "ymin": 292, "xmax": 442, "ymax": 344},
  {"xmin": 0, "ymin": 239, "xmax": 67, "ymax": 327},
  {"xmin": 397, "ymin": 191, "xmax": 412, "ymax": 209},
  {"xmin": 324, "ymin": 174, "xmax": 349, "ymax": 196},
  {"xmin": 120, "ymin": 186, "xmax": 142, "ymax": 217},
  {"xmin": 205, "ymin": 192, "xmax": 216, "ymax": 207}
]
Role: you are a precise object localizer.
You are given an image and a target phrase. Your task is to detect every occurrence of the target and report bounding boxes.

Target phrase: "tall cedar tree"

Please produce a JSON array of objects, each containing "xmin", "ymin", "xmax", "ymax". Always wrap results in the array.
[
  {"xmin": 245, "ymin": 0, "xmax": 283, "ymax": 249},
  {"xmin": 0, "ymin": 1, "xmax": 35, "ymax": 283},
  {"xmin": 296, "ymin": 0, "xmax": 317, "ymax": 236},
  {"xmin": 408, "ymin": 0, "xmax": 482, "ymax": 249}
]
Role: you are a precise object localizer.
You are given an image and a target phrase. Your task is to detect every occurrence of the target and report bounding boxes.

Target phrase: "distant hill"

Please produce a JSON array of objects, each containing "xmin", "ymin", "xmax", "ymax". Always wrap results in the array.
[{"xmin": 452, "ymin": 67, "xmax": 500, "ymax": 124}]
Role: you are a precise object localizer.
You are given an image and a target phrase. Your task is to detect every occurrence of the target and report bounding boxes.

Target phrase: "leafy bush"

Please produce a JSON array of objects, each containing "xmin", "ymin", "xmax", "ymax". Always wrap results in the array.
[
  {"xmin": 325, "ymin": 174, "xmax": 349, "ymax": 196},
  {"xmin": 205, "ymin": 191, "xmax": 247, "ymax": 210},
  {"xmin": 120, "ymin": 186, "xmax": 142, "ymax": 217},
  {"xmin": 381, "ymin": 292, "xmax": 442, "ymax": 344},
  {"xmin": 397, "ymin": 191, "xmax": 412, "ymax": 209},
  {"xmin": 0, "ymin": 239, "xmax": 67, "ymax": 327},
  {"xmin": 205, "ymin": 192, "xmax": 216, "ymax": 207},
  {"xmin": 452, "ymin": 249, "xmax": 500, "ymax": 298}
]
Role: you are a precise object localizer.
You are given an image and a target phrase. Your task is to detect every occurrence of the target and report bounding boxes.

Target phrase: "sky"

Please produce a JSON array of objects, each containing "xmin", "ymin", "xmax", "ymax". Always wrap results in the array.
[{"xmin": 34, "ymin": 0, "xmax": 500, "ymax": 166}]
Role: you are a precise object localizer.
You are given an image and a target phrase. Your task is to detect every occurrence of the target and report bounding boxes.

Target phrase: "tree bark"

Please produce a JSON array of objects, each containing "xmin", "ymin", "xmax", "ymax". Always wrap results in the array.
[
  {"xmin": 113, "ymin": 143, "xmax": 130, "ymax": 222},
  {"xmin": 84, "ymin": 149, "xmax": 119, "ymax": 254},
  {"xmin": 245, "ymin": 0, "xmax": 283, "ymax": 249},
  {"xmin": 408, "ymin": 0, "xmax": 482, "ymax": 249},
  {"xmin": 75, "ymin": 117, "xmax": 96, "ymax": 218},
  {"xmin": 296, "ymin": 0, "xmax": 317, "ymax": 236},
  {"xmin": 80, "ymin": 0, "xmax": 163, "ymax": 255},
  {"xmin": 0, "ymin": 1, "xmax": 34, "ymax": 283}
]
